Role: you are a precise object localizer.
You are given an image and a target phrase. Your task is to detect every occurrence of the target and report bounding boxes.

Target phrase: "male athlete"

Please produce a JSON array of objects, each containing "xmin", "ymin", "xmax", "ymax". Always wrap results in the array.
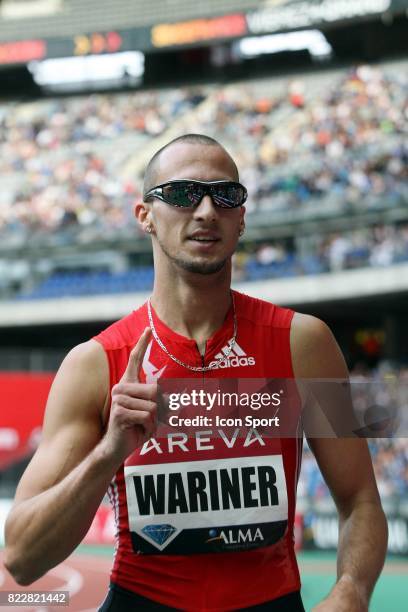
[{"xmin": 5, "ymin": 135, "xmax": 387, "ymax": 611}]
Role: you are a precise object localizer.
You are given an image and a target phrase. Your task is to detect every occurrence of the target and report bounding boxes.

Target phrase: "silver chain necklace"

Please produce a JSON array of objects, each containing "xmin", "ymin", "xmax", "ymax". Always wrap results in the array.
[{"xmin": 147, "ymin": 294, "xmax": 237, "ymax": 373}]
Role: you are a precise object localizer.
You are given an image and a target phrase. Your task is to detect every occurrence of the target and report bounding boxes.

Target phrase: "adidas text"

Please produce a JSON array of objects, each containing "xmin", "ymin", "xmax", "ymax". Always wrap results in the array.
[
  {"xmin": 209, "ymin": 356, "xmax": 256, "ymax": 369},
  {"xmin": 209, "ymin": 341, "xmax": 256, "ymax": 369}
]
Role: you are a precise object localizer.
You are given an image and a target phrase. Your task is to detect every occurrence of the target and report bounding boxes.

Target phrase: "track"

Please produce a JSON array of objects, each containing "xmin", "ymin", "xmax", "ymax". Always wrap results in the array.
[
  {"xmin": 1, "ymin": 551, "xmax": 407, "ymax": 611},
  {"xmin": 0, "ymin": 552, "xmax": 111, "ymax": 611}
]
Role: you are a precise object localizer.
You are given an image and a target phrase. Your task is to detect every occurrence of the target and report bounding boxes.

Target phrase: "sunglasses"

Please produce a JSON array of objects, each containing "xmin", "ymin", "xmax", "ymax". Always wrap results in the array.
[{"xmin": 143, "ymin": 179, "xmax": 247, "ymax": 209}]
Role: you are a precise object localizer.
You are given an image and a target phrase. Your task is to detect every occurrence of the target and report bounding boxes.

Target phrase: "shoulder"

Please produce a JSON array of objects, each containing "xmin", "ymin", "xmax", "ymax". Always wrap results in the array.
[
  {"xmin": 290, "ymin": 312, "xmax": 349, "ymax": 378},
  {"xmin": 47, "ymin": 339, "xmax": 109, "ymax": 421},
  {"xmin": 62, "ymin": 339, "xmax": 108, "ymax": 372},
  {"xmin": 290, "ymin": 312, "xmax": 332, "ymax": 351},
  {"xmin": 234, "ymin": 291, "xmax": 293, "ymax": 328}
]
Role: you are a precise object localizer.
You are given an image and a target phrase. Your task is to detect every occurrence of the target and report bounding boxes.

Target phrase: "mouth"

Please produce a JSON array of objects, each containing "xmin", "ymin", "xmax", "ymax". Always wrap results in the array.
[
  {"xmin": 188, "ymin": 232, "xmax": 221, "ymax": 244},
  {"xmin": 189, "ymin": 237, "xmax": 219, "ymax": 243},
  {"xmin": 186, "ymin": 234, "xmax": 221, "ymax": 252}
]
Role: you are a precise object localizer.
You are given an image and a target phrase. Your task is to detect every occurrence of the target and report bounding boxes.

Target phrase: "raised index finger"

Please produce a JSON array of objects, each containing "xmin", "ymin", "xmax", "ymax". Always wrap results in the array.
[{"xmin": 121, "ymin": 327, "xmax": 152, "ymax": 383}]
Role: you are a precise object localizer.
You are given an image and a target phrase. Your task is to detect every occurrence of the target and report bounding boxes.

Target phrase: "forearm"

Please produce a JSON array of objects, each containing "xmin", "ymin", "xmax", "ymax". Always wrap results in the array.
[
  {"xmin": 336, "ymin": 500, "xmax": 388, "ymax": 606},
  {"xmin": 4, "ymin": 440, "xmax": 121, "ymax": 585}
]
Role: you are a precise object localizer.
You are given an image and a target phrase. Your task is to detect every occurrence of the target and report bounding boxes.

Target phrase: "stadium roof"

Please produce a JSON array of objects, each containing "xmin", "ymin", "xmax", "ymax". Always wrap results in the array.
[{"xmin": 0, "ymin": 0, "xmax": 267, "ymax": 42}]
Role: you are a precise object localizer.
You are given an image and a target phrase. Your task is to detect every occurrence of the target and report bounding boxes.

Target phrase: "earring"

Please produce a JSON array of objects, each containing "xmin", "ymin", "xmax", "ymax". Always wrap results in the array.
[
  {"xmin": 239, "ymin": 228, "xmax": 245, "ymax": 237},
  {"xmin": 145, "ymin": 225, "xmax": 153, "ymax": 234}
]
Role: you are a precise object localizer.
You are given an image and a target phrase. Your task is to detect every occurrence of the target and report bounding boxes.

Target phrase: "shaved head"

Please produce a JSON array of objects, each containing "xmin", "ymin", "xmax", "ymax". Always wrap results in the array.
[{"xmin": 143, "ymin": 134, "xmax": 239, "ymax": 196}]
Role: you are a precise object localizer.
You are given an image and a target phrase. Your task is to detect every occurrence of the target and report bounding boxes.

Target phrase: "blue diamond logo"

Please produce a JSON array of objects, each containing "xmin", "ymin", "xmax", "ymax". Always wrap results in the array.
[{"xmin": 142, "ymin": 524, "xmax": 177, "ymax": 545}]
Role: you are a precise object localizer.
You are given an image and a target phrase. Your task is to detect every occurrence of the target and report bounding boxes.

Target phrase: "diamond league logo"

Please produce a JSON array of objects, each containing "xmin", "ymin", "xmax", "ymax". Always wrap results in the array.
[{"xmin": 142, "ymin": 524, "xmax": 177, "ymax": 546}]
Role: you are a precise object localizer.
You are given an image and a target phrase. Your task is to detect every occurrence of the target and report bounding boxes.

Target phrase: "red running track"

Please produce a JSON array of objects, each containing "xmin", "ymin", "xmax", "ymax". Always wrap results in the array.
[{"xmin": 0, "ymin": 551, "xmax": 111, "ymax": 611}]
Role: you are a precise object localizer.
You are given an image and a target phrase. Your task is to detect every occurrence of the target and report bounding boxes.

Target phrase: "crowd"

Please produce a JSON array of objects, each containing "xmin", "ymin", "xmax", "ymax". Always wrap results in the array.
[
  {"xmin": 1, "ymin": 221, "xmax": 406, "ymax": 299},
  {"xmin": 0, "ymin": 63, "xmax": 407, "ymax": 247},
  {"xmin": 318, "ymin": 224, "xmax": 408, "ymax": 271},
  {"xmin": 231, "ymin": 222, "xmax": 408, "ymax": 282},
  {"xmin": 298, "ymin": 361, "xmax": 408, "ymax": 507},
  {"xmin": 0, "ymin": 88, "xmax": 205, "ymax": 172},
  {"xmin": 1, "ymin": 62, "xmax": 407, "ymax": 298},
  {"xmin": 193, "ymin": 63, "xmax": 408, "ymax": 214},
  {"xmin": 0, "ymin": 88, "xmax": 206, "ymax": 246},
  {"xmin": 300, "ymin": 438, "xmax": 408, "ymax": 508}
]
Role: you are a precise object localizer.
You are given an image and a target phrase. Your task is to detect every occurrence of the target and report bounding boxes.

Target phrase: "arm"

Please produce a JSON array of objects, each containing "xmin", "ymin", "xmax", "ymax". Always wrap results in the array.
[
  {"xmin": 291, "ymin": 314, "xmax": 387, "ymax": 612},
  {"xmin": 4, "ymin": 329, "xmax": 156, "ymax": 585}
]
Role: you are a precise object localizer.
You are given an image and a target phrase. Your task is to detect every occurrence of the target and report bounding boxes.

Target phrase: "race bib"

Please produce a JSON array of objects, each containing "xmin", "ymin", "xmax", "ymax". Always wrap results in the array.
[{"xmin": 125, "ymin": 454, "xmax": 288, "ymax": 555}]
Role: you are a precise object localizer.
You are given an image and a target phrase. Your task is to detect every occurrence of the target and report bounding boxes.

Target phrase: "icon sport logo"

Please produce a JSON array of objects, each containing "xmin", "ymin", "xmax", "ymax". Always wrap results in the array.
[{"xmin": 208, "ymin": 341, "xmax": 256, "ymax": 369}]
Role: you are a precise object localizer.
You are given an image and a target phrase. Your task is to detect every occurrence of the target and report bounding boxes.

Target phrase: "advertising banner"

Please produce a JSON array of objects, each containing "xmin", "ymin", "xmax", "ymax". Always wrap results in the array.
[
  {"xmin": 0, "ymin": 372, "xmax": 53, "ymax": 469},
  {"xmin": 246, "ymin": 0, "xmax": 392, "ymax": 35},
  {"xmin": 302, "ymin": 510, "xmax": 408, "ymax": 556},
  {"xmin": 1, "ymin": 0, "xmax": 404, "ymax": 65}
]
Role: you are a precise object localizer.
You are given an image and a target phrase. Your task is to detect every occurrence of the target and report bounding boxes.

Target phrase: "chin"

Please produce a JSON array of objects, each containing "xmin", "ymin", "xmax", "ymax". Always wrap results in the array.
[
  {"xmin": 157, "ymin": 238, "xmax": 229, "ymax": 275},
  {"xmin": 176, "ymin": 257, "xmax": 227, "ymax": 275}
]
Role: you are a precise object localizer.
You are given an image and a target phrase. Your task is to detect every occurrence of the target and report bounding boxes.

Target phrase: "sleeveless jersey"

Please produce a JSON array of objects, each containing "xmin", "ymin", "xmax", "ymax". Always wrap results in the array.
[{"xmin": 94, "ymin": 291, "xmax": 303, "ymax": 611}]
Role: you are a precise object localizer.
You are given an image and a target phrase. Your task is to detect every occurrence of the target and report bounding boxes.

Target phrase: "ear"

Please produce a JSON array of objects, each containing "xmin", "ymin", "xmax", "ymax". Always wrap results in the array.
[
  {"xmin": 134, "ymin": 201, "xmax": 153, "ymax": 233},
  {"xmin": 239, "ymin": 205, "xmax": 246, "ymax": 229}
]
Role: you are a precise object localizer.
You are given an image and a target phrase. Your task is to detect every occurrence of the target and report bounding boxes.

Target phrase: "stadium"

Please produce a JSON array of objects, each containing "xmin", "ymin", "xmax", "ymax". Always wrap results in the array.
[{"xmin": 0, "ymin": 0, "xmax": 407, "ymax": 609}]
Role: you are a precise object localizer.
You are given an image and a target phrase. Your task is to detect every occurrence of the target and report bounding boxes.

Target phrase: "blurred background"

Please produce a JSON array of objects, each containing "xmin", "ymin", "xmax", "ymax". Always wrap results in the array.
[{"xmin": 0, "ymin": 0, "xmax": 407, "ymax": 609}]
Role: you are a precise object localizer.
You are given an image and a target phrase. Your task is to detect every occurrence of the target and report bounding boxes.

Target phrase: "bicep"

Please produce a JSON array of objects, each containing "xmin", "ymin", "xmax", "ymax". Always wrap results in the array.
[
  {"xmin": 308, "ymin": 438, "xmax": 379, "ymax": 515},
  {"xmin": 14, "ymin": 340, "xmax": 109, "ymax": 503},
  {"xmin": 291, "ymin": 313, "xmax": 379, "ymax": 513}
]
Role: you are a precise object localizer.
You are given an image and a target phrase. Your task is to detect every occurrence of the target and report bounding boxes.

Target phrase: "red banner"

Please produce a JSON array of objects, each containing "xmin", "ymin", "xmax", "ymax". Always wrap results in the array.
[
  {"xmin": 84, "ymin": 505, "xmax": 115, "ymax": 544},
  {"xmin": 0, "ymin": 372, "xmax": 53, "ymax": 470},
  {"xmin": 0, "ymin": 40, "xmax": 46, "ymax": 65}
]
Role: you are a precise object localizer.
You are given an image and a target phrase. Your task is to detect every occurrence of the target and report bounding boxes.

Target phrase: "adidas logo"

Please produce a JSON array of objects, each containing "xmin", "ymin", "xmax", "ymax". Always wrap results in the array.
[{"xmin": 209, "ymin": 341, "xmax": 256, "ymax": 369}]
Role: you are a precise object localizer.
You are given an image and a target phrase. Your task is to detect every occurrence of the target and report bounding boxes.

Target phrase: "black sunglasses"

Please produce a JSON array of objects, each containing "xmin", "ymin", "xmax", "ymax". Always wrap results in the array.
[{"xmin": 143, "ymin": 179, "xmax": 247, "ymax": 209}]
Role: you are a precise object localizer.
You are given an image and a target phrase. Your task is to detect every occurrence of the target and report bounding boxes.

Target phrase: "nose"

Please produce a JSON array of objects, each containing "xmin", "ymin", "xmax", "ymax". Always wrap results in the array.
[{"xmin": 192, "ymin": 194, "xmax": 218, "ymax": 221}]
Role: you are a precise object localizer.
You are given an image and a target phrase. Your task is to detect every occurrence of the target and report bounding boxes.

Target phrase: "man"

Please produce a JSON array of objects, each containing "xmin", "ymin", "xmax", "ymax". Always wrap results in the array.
[{"xmin": 5, "ymin": 134, "xmax": 387, "ymax": 611}]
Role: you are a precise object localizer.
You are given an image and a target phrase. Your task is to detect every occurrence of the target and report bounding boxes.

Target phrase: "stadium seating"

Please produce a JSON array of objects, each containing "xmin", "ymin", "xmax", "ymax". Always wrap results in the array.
[
  {"xmin": 17, "ymin": 267, "xmax": 155, "ymax": 300},
  {"xmin": 1, "ymin": 63, "xmax": 407, "ymax": 241},
  {"xmin": 0, "ymin": 62, "xmax": 407, "ymax": 299}
]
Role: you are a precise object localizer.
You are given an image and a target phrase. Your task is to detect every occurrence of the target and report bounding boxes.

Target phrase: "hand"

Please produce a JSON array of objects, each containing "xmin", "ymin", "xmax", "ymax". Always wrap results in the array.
[
  {"xmin": 102, "ymin": 327, "xmax": 158, "ymax": 462},
  {"xmin": 312, "ymin": 576, "xmax": 368, "ymax": 612}
]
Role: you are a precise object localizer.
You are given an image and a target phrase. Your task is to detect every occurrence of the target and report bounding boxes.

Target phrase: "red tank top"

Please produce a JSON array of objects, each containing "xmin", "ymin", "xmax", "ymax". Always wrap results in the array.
[{"xmin": 94, "ymin": 291, "xmax": 302, "ymax": 610}]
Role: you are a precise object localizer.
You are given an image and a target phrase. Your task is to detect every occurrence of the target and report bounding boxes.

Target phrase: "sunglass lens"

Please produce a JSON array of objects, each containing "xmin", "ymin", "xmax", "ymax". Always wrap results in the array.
[
  {"xmin": 162, "ymin": 184, "xmax": 185, "ymax": 205},
  {"xmin": 162, "ymin": 183, "xmax": 204, "ymax": 207},
  {"xmin": 160, "ymin": 182, "xmax": 245, "ymax": 207},
  {"xmin": 211, "ymin": 184, "xmax": 245, "ymax": 208},
  {"xmin": 185, "ymin": 185, "xmax": 204, "ymax": 206}
]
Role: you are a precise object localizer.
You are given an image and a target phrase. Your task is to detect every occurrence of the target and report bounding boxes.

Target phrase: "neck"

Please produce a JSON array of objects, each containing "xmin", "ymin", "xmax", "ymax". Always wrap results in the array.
[{"xmin": 150, "ymin": 263, "xmax": 233, "ymax": 350}]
